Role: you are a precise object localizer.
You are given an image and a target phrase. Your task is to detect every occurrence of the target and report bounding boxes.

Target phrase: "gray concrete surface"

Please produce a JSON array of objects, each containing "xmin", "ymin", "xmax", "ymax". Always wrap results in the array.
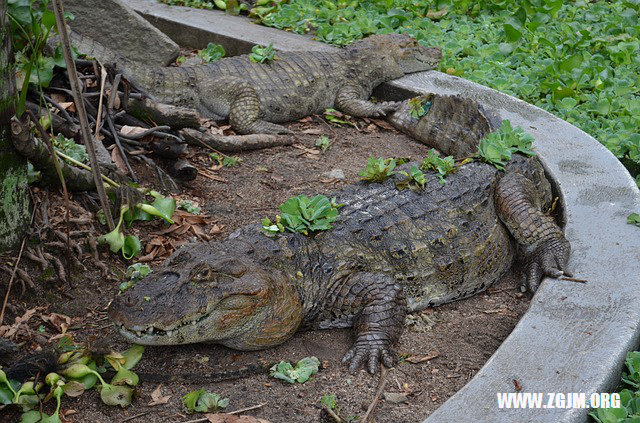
[
  {"xmin": 124, "ymin": 0, "xmax": 335, "ymax": 55},
  {"xmin": 115, "ymin": 2, "xmax": 640, "ymax": 421},
  {"xmin": 62, "ymin": 0, "xmax": 179, "ymax": 66}
]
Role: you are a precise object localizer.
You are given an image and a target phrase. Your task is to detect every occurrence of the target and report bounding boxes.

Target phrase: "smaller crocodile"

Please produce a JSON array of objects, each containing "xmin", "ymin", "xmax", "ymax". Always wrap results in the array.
[
  {"xmin": 109, "ymin": 95, "xmax": 571, "ymax": 374},
  {"xmin": 120, "ymin": 34, "xmax": 441, "ymax": 135}
]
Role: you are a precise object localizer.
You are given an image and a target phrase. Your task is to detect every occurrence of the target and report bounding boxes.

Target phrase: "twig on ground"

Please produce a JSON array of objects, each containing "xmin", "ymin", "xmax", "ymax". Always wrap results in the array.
[
  {"xmin": 120, "ymin": 412, "xmax": 150, "ymax": 422},
  {"xmin": 228, "ymin": 402, "xmax": 268, "ymax": 415},
  {"xmin": 321, "ymin": 404, "xmax": 344, "ymax": 423},
  {"xmin": 0, "ymin": 235, "xmax": 28, "ymax": 325},
  {"xmin": 118, "ymin": 125, "xmax": 171, "ymax": 140},
  {"xmin": 559, "ymin": 276, "xmax": 587, "ymax": 283},
  {"xmin": 362, "ymin": 366, "xmax": 390, "ymax": 423}
]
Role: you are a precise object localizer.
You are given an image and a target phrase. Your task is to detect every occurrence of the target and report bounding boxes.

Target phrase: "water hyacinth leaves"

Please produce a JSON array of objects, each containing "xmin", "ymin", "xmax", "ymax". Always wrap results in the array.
[
  {"xmin": 420, "ymin": 149, "xmax": 456, "ymax": 184},
  {"xmin": 270, "ymin": 356, "xmax": 320, "ymax": 384},
  {"xmin": 183, "ymin": 388, "xmax": 230, "ymax": 413},
  {"xmin": 198, "ymin": 43, "xmax": 226, "ymax": 62},
  {"xmin": 359, "ymin": 157, "xmax": 397, "ymax": 182},
  {"xmin": 262, "ymin": 195, "xmax": 343, "ymax": 236},
  {"xmin": 477, "ymin": 120, "xmax": 536, "ymax": 170}
]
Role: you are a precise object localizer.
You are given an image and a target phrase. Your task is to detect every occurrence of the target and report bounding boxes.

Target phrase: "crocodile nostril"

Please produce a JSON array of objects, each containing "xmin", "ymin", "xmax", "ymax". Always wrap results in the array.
[
  {"xmin": 124, "ymin": 293, "xmax": 137, "ymax": 307},
  {"xmin": 159, "ymin": 272, "xmax": 180, "ymax": 284}
]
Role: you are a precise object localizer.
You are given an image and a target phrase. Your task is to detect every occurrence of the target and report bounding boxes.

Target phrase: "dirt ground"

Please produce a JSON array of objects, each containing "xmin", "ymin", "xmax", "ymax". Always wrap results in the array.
[{"xmin": 0, "ymin": 116, "xmax": 532, "ymax": 422}]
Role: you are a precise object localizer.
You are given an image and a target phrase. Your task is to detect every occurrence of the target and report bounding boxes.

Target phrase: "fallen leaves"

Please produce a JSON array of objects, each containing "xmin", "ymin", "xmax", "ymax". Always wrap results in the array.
[
  {"xmin": 41, "ymin": 312, "xmax": 71, "ymax": 334},
  {"xmin": 148, "ymin": 385, "xmax": 172, "ymax": 406},
  {"xmin": 0, "ymin": 307, "xmax": 44, "ymax": 339}
]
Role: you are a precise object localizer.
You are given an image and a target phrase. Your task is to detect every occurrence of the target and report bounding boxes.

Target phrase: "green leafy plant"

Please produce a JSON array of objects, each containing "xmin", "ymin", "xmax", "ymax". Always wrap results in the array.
[
  {"xmin": 183, "ymin": 389, "xmax": 229, "ymax": 413},
  {"xmin": 7, "ymin": 0, "xmax": 75, "ymax": 116},
  {"xmin": 359, "ymin": 157, "xmax": 397, "ymax": 182},
  {"xmin": 408, "ymin": 97, "xmax": 431, "ymax": 119},
  {"xmin": 420, "ymin": 149, "xmax": 456, "ymax": 184},
  {"xmin": 1, "ymin": 338, "xmax": 144, "ymax": 420},
  {"xmin": 321, "ymin": 394, "xmax": 336, "ymax": 410},
  {"xmin": 177, "ymin": 199, "xmax": 202, "ymax": 215},
  {"xmin": 270, "ymin": 356, "xmax": 320, "ymax": 384},
  {"xmin": 590, "ymin": 351, "xmax": 640, "ymax": 422},
  {"xmin": 477, "ymin": 120, "xmax": 536, "ymax": 170},
  {"xmin": 209, "ymin": 152, "xmax": 241, "ymax": 167},
  {"xmin": 98, "ymin": 191, "xmax": 176, "ymax": 259},
  {"xmin": 249, "ymin": 43, "xmax": 276, "ymax": 63},
  {"xmin": 397, "ymin": 165, "xmax": 427, "ymax": 190},
  {"xmin": 52, "ymin": 134, "xmax": 88, "ymax": 163},
  {"xmin": 119, "ymin": 263, "xmax": 152, "ymax": 293},
  {"xmin": 323, "ymin": 108, "xmax": 356, "ymax": 127},
  {"xmin": 627, "ymin": 213, "xmax": 640, "ymax": 227},
  {"xmin": 197, "ymin": 42, "xmax": 226, "ymax": 62},
  {"xmin": 315, "ymin": 135, "xmax": 331, "ymax": 152},
  {"xmin": 262, "ymin": 194, "xmax": 343, "ymax": 236}
]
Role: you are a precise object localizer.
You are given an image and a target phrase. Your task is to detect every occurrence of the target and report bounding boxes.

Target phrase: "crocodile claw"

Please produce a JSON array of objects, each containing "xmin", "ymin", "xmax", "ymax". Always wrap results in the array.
[
  {"xmin": 343, "ymin": 331, "xmax": 395, "ymax": 374},
  {"xmin": 371, "ymin": 101, "xmax": 400, "ymax": 117},
  {"xmin": 524, "ymin": 237, "xmax": 571, "ymax": 293}
]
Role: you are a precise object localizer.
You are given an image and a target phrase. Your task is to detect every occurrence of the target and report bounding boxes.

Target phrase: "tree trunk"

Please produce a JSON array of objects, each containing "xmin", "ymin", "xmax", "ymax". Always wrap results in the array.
[{"xmin": 0, "ymin": 0, "xmax": 30, "ymax": 252}]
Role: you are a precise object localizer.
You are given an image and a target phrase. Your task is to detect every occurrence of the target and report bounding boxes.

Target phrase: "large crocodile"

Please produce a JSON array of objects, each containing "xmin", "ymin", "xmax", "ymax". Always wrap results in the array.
[
  {"xmin": 120, "ymin": 34, "xmax": 441, "ymax": 135},
  {"xmin": 108, "ymin": 96, "xmax": 571, "ymax": 374}
]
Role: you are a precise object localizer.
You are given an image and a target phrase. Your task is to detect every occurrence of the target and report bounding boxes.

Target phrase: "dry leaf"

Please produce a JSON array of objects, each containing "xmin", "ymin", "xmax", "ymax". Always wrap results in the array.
[
  {"xmin": 383, "ymin": 392, "xmax": 409, "ymax": 404},
  {"xmin": 371, "ymin": 119, "xmax": 395, "ymax": 130},
  {"xmin": 120, "ymin": 125, "xmax": 147, "ymax": 137},
  {"xmin": 148, "ymin": 385, "xmax": 172, "ymax": 406},
  {"xmin": 50, "ymin": 93, "xmax": 67, "ymax": 104},
  {"xmin": 58, "ymin": 102, "xmax": 76, "ymax": 113},
  {"xmin": 0, "ymin": 307, "xmax": 42, "ymax": 338},
  {"xmin": 111, "ymin": 148, "xmax": 129, "ymax": 174},
  {"xmin": 405, "ymin": 351, "xmax": 439, "ymax": 364},
  {"xmin": 41, "ymin": 312, "xmax": 71, "ymax": 333}
]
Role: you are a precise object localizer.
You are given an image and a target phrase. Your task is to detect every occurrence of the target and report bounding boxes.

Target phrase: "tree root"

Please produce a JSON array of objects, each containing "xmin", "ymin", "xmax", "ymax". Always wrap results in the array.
[
  {"xmin": 126, "ymin": 97, "xmax": 201, "ymax": 128},
  {"xmin": 180, "ymin": 127, "xmax": 294, "ymax": 152}
]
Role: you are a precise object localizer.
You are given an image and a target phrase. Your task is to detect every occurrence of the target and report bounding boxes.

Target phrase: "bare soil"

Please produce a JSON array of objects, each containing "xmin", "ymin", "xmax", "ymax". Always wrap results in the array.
[{"xmin": 0, "ymin": 116, "xmax": 531, "ymax": 422}]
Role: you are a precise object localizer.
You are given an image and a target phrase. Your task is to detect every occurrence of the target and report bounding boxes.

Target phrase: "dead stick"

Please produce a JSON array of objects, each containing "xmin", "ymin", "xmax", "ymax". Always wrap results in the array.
[
  {"xmin": 0, "ymin": 237, "xmax": 26, "ymax": 325},
  {"xmin": 120, "ymin": 412, "xmax": 150, "ymax": 423},
  {"xmin": 560, "ymin": 276, "xmax": 588, "ymax": 283},
  {"xmin": 362, "ymin": 367, "xmax": 389, "ymax": 423},
  {"xmin": 94, "ymin": 65, "xmax": 107, "ymax": 139},
  {"xmin": 107, "ymin": 73, "xmax": 137, "ymax": 181},
  {"xmin": 228, "ymin": 402, "xmax": 268, "ymax": 415},
  {"xmin": 52, "ymin": 0, "xmax": 115, "ymax": 231},
  {"xmin": 321, "ymin": 404, "xmax": 344, "ymax": 423}
]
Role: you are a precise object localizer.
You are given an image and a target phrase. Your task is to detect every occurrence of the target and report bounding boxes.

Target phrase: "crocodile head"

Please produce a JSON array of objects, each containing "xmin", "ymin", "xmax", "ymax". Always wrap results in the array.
[
  {"xmin": 349, "ymin": 34, "xmax": 442, "ymax": 74},
  {"xmin": 108, "ymin": 244, "xmax": 304, "ymax": 351}
]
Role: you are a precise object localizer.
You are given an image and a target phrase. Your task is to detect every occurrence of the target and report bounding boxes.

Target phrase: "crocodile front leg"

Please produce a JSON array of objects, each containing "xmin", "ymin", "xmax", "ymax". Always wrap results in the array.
[
  {"xmin": 319, "ymin": 272, "xmax": 406, "ymax": 374},
  {"xmin": 495, "ymin": 172, "xmax": 571, "ymax": 292},
  {"xmin": 335, "ymin": 84, "xmax": 399, "ymax": 118},
  {"xmin": 229, "ymin": 80, "xmax": 293, "ymax": 135}
]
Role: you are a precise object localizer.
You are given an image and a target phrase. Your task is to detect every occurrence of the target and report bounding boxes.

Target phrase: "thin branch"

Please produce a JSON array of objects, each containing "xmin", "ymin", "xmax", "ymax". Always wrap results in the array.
[
  {"xmin": 362, "ymin": 366, "xmax": 389, "ymax": 423},
  {"xmin": 52, "ymin": 0, "xmax": 115, "ymax": 230}
]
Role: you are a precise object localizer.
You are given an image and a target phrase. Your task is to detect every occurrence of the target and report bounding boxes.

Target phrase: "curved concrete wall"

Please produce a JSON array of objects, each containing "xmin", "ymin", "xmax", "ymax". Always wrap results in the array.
[
  {"xmin": 120, "ymin": 2, "xmax": 640, "ymax": 420},
  {"xmin": 386, "ymin": 72, "xmax": 640, "ymax": 423}
]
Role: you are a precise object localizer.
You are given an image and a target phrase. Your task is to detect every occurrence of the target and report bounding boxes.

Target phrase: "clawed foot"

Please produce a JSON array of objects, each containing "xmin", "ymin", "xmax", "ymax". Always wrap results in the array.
[
  {"xmin": 524, "ymin": 237, "xmax": 571, "ymax": 292},
  {"xmin": 370, "ymin": 101, "xmax": 400, "ymax": 117},
  {"xmin": 342, "ymin": 331, "xmax": 395, "ymax": 374}
]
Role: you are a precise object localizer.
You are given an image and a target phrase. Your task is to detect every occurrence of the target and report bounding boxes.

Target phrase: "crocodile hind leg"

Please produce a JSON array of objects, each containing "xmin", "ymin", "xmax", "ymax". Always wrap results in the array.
[
  {"xmin": 229, "ymin": 81, "xmax": 293, "ymax": 135},
  {"xmin": 335, "ymin": 84, "xmax": 399, "ymax": 117},
  {"xmin": 319, "ymin": 272, "xmax": 406, "ymax": 374},
  {"xmin": 495, "ymin": 172, "xmax": 571, "ymax": 292}
]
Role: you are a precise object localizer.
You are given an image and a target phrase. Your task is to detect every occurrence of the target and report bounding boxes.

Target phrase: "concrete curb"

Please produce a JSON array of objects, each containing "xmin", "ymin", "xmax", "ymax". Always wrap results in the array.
[{"xmin": 121, "ymin": 2, "xmax": 640, "ymax": 421}]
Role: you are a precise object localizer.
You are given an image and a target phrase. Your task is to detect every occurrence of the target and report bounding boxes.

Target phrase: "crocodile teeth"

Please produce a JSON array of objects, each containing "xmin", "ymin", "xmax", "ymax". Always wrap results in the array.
[
  {"xmin": 136, "ymin": 331, "xmax": 142, "ymax": 337},
  {"xmin": 146, "ymin": 327, "xmax": 153, "ymax": 334},
  {"xmin": 166, "ymin": 330, "xmax": 173, "ymax": 337},
  {"xmin": 192, "ymin": 320, "xmax": 197, "ymax": 326}
]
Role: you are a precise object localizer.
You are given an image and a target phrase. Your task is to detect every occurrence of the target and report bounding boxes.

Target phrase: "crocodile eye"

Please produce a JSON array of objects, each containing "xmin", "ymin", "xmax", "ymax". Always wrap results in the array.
[{"xmin": 191, "ymin": 265, "xmax": 213, "ymax": 282}]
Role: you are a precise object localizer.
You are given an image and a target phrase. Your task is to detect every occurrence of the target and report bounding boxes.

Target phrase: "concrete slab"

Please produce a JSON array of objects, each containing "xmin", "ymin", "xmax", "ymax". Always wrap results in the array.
[
  {"xmin": 110, "ymin": 3, "xmax": 640, "ymax": 420},
  {"xmin": 62, "ymin": 0, "xmax": 179, "ymax": 66},
  {"xmin": 123, "ymin": 0, "xmax": 335, "ymax": 55},
  {"xmin": 388, "ymin": 72, "xmax": 640, "ymax": 423}
]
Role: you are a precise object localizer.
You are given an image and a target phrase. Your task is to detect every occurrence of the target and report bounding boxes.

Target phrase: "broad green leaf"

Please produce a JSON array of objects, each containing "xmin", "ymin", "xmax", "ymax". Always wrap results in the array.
[
  {"xmin": 122, "ymin": 235, "xmax": 141, "ymax": 260},
  {"xmin": 97, "ymin": 227, "xmax": 125, "ymax": 253},
  {"xmin": 122, "ymin": 344, "xmax": 145, "ymax": 370},
  {"xmin": 111, "ymin": 368, "xmax": 139, "ymax": 387},
  {"xmin": 503, "ymin": 23, "xmax": 523, "ymax": 42},
  {"xmin": 99, "ymin": 384, "xmax": 134, "ymax": 407}
]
